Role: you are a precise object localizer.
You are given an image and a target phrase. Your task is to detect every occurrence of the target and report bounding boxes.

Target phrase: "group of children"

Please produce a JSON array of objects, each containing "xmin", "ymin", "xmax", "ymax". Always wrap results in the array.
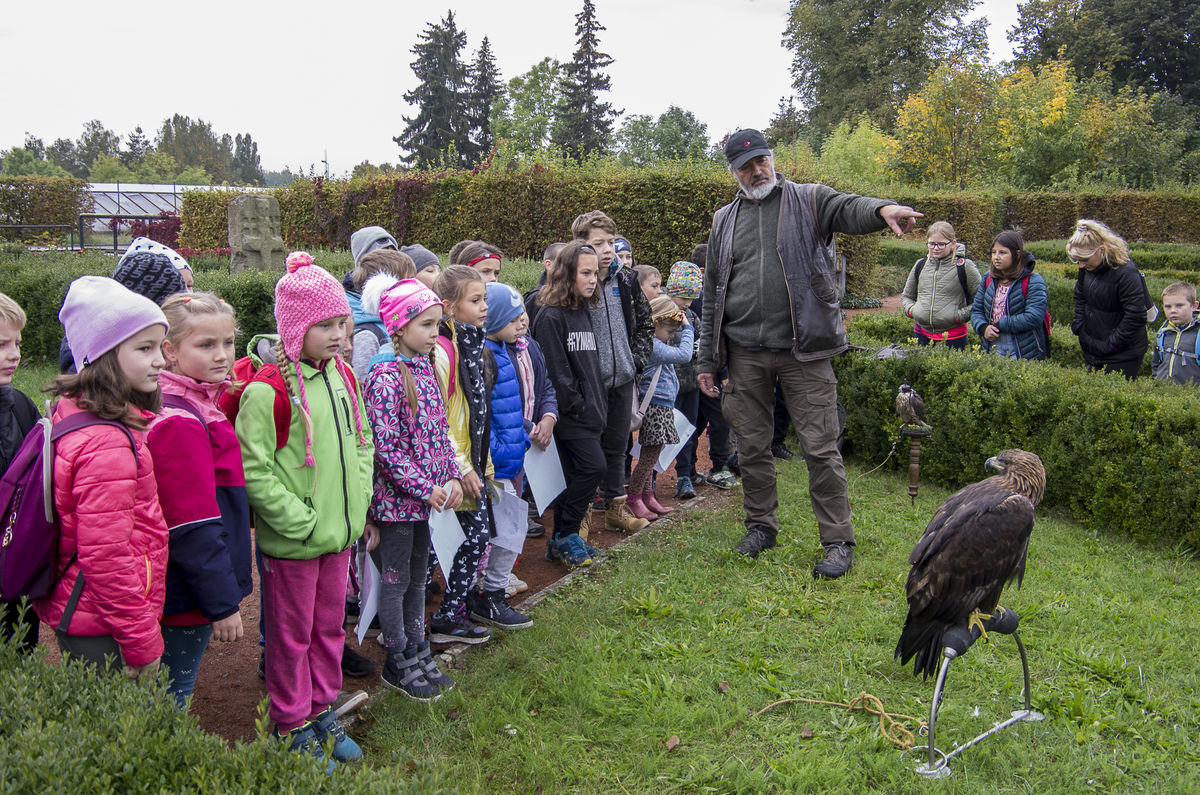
[{"xmin": 0, "ymin": 213, "xmax": 730, "ymax": 767}]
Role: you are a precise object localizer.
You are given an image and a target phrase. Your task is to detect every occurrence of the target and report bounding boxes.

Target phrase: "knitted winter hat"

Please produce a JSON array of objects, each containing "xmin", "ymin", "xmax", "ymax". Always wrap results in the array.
[
  {"xmin": 650, "ymin": 294, "xmax": 686, "ymax": 326},
  {"xmin": 378, "ymin": 279, "xmax": 443, "ymax": 336},
  {"xmin": 274, "ymin": 251, "xmax": 352, "ymax": 363},
  {"xmin": 60, "ymin": 276, "xmax": 169, "ymax": 371},
  {"xmin": 350, "ymin": 226, "xmax": 398, "ymax": 266},
  {"xmin": 118, "ymin": 236, "xmax": 192, "ymax": 277},
  {"xmin": 483, "ymin": 282, "xmax": 526, "ymax": 335},
  {"xmin": 614, "ymin": 237, "xmax": 632, "ymax": 255},
  {"xmin": 666, "ymin": 261, "xmax": 702, "ymax": 300},
  {"xmin": 111, "ymin": 251, "xmax": 187, "ymax": 306},
  {"xmin": 401, "ymin": 244, "xmax": 441, "ymax": 273}
]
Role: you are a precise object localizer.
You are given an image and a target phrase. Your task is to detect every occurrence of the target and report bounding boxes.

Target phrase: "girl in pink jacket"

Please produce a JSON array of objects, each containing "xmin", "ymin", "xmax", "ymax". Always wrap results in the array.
[{"xmin": 37, "ymin": 276, "xmax": 171, "ymax": 680}]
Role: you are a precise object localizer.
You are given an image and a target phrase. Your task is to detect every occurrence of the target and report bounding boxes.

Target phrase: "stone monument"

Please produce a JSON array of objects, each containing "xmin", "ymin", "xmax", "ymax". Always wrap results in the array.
[{"xmin": 228, "ymin": 194, "xmax": 286, "ymax": 272}]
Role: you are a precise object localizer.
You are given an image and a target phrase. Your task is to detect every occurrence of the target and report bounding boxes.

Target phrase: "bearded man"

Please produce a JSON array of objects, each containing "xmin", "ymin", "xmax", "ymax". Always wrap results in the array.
[{"xmin": 697, "ymin": 129, "xmax": 921, "ymax": 577}]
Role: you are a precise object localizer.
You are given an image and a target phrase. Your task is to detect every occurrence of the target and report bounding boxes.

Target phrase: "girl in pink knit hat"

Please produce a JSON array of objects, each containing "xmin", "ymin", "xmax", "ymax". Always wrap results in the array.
[{"xmin": 235, "ymin": 252, "xmax": 374, "ymax": 767}]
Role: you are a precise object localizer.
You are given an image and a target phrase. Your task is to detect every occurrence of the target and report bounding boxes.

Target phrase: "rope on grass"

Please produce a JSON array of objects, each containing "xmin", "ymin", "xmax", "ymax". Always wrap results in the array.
[
  {"xmin": 849, "ymin": 441, "xmax": 898, "ymax": 490},
  {"xmin": 752, "ymin": 692, "xmax": 926, "ymax": 749}
]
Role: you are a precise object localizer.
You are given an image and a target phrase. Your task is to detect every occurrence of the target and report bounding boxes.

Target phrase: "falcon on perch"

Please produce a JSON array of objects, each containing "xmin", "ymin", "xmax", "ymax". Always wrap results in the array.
[
  {"xmin": 895, "ymin": 383, "xmax": 927, "ymax": 427},
  {"xmin": 895, "ymin": 449, "xmax": 1046, "ymax": 679}
]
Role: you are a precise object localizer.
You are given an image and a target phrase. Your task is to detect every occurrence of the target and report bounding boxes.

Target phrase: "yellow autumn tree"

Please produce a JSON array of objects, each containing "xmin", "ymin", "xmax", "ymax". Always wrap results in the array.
[{"xmin": 893, "ymin": 60, "xmax": 998, "ymax": 187}]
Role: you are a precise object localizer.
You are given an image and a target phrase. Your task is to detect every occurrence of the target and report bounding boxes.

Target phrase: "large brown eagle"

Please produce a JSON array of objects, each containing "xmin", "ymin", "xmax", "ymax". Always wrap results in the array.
[{"xmin": 896, "ymin": 449, "xmax": 1046, "ymax": 679}]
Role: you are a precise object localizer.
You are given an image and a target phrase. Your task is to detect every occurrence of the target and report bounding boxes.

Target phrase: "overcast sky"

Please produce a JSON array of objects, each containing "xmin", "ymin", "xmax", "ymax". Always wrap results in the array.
[{"xmin": 3, "ymin": 0, "xmax": 1019, "ymax": 177}]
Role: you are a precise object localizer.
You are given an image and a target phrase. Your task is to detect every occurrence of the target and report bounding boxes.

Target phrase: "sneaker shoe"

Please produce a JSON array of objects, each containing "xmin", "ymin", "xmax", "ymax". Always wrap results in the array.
[
  {"xmin": 734, "ymin": 525, "xmax": 777, "ymax": 559},
  {"xmin": 381, "ymin": 648, "xmax": 442, "ymax": 702},
  {"xmin": 526, "ymin": 518, "xmax": 546, "ymax": 538},
  {"xmin": 413, "ymin": 640, "xmax": 455, "ymax": 691},
  {"xmin": 772, "ymin": 443, "xmax": 796, "ymax": 460},
  {"xmin": 675, "ymin": 476, "xmax": 696, "ymax": 500},
  {"xmin": 556, "ymin": 533, "xmax": 594, "ymax": 568},
  {"xmin": 469, "ymin": 588, "xmax": 534, "ymax": 630},
  {"xmin": 706, "ymin": 468, "xmax": 737, "ymax": 490},
  {"xmin": 312, "ymin": 707, "xmax": 363, "ymax": 762},
  {"xmin": 341, "ymin": 643, "xmax": 376, "ymax": 678},
  {"xmin": 812, "ymin": 542, "xmax": 854, "ymax": 579},
  {"xmin": 506, "ymin": 572, "xmax": 528, "ymax": 596},
  {"xmin": 605, "ymin": 496, "xmax": 650, "ymax": 533},
  {"xmin": 333, "ymin": 689, "xmax": 369, "ymax": 719},
  {"xmin": 274, "ymin": 722, "xmax": 336, "ymax": 773},
  {"xmin": 726, "ymin": 453, "xmax": 741, "ymax": 477},
  {"xmin": 428, "ymin": 612, "xmax": 492, "ymax": 645}
]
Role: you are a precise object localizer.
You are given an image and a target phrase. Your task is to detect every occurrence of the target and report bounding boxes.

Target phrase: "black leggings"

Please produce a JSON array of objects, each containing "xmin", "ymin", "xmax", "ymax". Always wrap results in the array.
[{"xmin": 553, "ymin": 434, "xmax": 605, "ymax": 538}]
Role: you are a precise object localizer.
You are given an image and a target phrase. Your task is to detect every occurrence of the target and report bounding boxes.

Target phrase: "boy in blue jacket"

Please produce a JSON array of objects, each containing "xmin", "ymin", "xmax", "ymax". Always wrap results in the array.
[
  {"xmin": 468, "ymin": 283, "xmax": 557, "ymax": 629},
  {"xmin": 1154, "ymin": 282, "xmax": 1200, "ymax": 385}
]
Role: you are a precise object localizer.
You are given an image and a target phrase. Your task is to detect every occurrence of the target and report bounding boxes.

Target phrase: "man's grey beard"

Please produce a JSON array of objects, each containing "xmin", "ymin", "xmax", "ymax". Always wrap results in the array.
[{"xmin": 742, "ymin": 173, "xmax": 777, "ymax": 201}]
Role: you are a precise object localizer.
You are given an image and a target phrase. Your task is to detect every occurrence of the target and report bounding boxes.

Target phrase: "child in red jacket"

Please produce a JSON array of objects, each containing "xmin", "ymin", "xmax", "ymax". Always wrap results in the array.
[
  {"xmin": 147, "ymin": 292, "xmax": 253, "ymax": 706},
  {"xmin": 37, "ymin": 276, "xmax": 171, "ymax": 679}
]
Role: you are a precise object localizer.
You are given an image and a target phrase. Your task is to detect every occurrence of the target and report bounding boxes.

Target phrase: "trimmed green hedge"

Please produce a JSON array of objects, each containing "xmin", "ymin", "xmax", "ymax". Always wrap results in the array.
[
  {"xmin": 1006, "ymin": 191, "xmax": 1200, "ymax": 243},
  {"xmin": 0, "ymin": 636, "xmax": 447, "ymax": 792},
  {"xmin": 0, "ymin": 176, "xmax": 91, "ymax": 244},
  {"xmin": 1027, "ymin": 240, "xmax": 1200, "ymax": 273},
  {"xmin": 180, "ymin": 163, "xmax": 886, "ymax": 294},
  {"xmin": 834, "ymin": 336, "xmax": 1200, "ymax": 547},
  {"xmin": 877, "ymin": 190, "xmax": 1005, "ymax": 262}
]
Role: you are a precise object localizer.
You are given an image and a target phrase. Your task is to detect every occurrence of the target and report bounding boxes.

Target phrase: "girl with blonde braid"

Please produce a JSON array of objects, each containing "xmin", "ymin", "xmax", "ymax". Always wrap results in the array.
[{"xmin": 235, "ymin": 252, "xmax": 374, "ymax": 767}]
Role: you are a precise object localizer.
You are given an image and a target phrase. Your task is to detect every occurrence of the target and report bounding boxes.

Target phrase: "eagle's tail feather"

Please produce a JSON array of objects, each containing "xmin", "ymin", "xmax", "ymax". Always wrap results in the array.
[{"xmin": 895, "ymin": 617, "xmax": 948, "ymax": 680}]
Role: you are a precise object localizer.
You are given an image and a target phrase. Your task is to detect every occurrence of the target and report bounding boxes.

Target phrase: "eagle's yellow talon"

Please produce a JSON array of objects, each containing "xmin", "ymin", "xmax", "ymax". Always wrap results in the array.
[{"xmin": 967, "ymin": 610, "xmax": 994, "ymax": 639}]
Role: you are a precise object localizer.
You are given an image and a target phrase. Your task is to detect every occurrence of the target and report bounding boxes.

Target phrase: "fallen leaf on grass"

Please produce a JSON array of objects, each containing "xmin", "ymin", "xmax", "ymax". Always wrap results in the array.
[
  {"xmin": 800, "ymin": 725, "xmax": 814, "ymax": 739},
  {"xmin": 529, "ymin": 709, "xmax": 539, "ymax": 717},
  {"xmin": 447, "ymin": 706, "xmax": 462, "ymax": 721},
  {"xmin": 717, "ymin": 681, "xmax": 731, "ymax": 693},
  {"xmin": 665, "ymin": 735, "xmax": 681, "ymax": 751}
]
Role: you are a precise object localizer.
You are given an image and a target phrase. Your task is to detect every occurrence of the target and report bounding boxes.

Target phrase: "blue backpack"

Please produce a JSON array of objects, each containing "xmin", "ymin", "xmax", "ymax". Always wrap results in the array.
[{"xmin": 0, "ymin": 409, "xmax": 136, "ymax": 626}]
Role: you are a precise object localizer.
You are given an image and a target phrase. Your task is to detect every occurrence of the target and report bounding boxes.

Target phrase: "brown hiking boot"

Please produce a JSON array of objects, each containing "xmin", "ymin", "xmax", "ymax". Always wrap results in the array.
[
  {"xmin": 579, "ymin": 504, "xmax": 591, "ymax": 542},
  {"xmin": 605, "ymin": 496, "xmax": 650, "ymax": 533}
]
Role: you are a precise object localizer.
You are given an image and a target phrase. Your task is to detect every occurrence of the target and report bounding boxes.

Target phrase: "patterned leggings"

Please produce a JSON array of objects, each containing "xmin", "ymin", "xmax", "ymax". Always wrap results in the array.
[
  {"xmin": 630, "ymin": 445, "xmax": 662, "ymax": 494},
  {"xmin": 433, "ymin": 508, "xmax": 490, "ymax": 620}
]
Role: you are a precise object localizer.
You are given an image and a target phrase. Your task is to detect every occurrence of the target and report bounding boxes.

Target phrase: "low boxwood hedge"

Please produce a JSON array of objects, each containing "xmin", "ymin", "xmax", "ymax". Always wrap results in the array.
[
  {"xmin": 0, "ymin": 636, "xmax": 447, "ymax": 792},
  {"xmin": 836, "ymin": 325, "xmax": 1200, "ymax": 547}
]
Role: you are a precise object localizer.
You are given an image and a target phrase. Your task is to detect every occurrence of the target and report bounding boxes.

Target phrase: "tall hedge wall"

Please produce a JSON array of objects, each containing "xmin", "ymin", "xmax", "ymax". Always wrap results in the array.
[
  {"xmin": 1007, "ymin": 191, "xmax": 1200, "ymax": 243},
  {"xmin": 0, "ymin": 176, "xmax": 91, "ymax": 242},
  {"xmin": 180, "ymin": 162, "xmax": 888, "ymax": 293},
  {"xmin": 837, "ymin": 322, "xmax": 1200, "ymax": 547}
]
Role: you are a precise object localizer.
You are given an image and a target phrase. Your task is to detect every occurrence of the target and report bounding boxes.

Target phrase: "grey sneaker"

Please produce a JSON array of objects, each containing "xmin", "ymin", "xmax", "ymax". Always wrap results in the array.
[
  {"xmin": 706, "ymin": 468, "xmax": 737, "ymax": 490},
  {"xmin": 812, "ymin": 542, "xmax": 854, "ymax": 579},
  {"xmin": 734, "ymin": 526, "xmax": 776, "ymax": 559}
]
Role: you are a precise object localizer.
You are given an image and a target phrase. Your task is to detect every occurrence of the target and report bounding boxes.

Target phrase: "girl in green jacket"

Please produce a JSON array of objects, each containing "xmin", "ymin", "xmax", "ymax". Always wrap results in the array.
[{"xmin": 236, "ymin": 252, "xmax": 374, "ymax": 767}]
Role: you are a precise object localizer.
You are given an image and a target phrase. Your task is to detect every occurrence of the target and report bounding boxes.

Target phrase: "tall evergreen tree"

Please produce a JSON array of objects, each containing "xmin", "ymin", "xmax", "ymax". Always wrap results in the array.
[
  {"xmin": 232, "ymin": 133, "xmax": 265, "ymax": 185},
  {"xmin": 120, "ymin": 126, "xmax": 152, "ymax": 167},
  {"xmin": 395, "ymin": 11, "xmax": 475, "ymax": 168},
  {"xmin": 552, "ymin": 0, "xmax": 618, "ymax": 161},
  {"xmin": 468, "ymin": 36, "xmax": 503, "ymax": 159},
  {"xmin": 155, "ymin": 115, "xmax": 233, "ymax": 182}
]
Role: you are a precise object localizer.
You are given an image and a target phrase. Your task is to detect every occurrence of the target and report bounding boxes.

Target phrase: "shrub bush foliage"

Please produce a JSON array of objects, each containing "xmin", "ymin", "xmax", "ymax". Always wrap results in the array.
[
  {"xmin": 841, "ymin": 315, "xmax": 1200, "ymax": 546},
  {"xmin": 0, "ymin": 176, "xmax": 91, "ymax": 243},
  {"xmin": 0, "ymin": 636, "xmax": 447, "ymax": 792}
]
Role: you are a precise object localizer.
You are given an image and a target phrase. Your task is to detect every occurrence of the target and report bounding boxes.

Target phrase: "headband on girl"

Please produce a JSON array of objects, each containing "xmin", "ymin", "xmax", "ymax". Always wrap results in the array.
[{"xmin": 467, "ymin": 253, "xmax": 502, "ymax": 267}]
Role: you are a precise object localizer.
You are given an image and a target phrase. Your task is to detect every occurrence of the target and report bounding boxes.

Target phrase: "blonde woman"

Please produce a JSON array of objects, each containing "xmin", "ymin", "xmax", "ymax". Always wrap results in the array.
[
  {"xmin": 901, "ymin": 221, "xmax": 981, "ymax": 350},
  {"xmin": 1067, "ymin": 220, "xmax": 1149, "ymax": 379}
]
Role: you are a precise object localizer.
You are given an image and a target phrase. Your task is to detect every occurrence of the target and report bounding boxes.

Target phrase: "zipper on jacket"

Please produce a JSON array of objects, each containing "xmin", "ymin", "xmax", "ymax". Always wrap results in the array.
[{"xmin": 319, "ymin": 368, "xmax": 354, "ymax": 548}]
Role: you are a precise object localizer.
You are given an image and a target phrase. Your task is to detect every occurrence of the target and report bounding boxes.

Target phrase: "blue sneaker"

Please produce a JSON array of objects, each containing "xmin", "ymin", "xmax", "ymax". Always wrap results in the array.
[
  {"xmin": 275, "ymin": 722, "xmax": 337, "ymax": 773},
  {"xmin": 312, "ymin": 707, "xmax": 363, "ymax": 762},
  {"xmin": 675, "ymin": 476, "xmax": 696, "ymax": 499},
  {"xmin": 556, "ymin": 533, "xmax": 594, "ymax": 568}
]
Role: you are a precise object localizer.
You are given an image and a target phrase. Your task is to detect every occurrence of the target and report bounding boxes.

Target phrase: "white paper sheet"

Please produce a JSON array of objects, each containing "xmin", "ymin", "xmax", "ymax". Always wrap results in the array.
[
  {"xmin": 354, "ymin": 547, "xmax": 381, "ymax": 646},
  {"xmin": 429, "ymin": 505, "xmax": 466, "ymax": 579},
  {"xmin": 524, "ymin": 440, "xmax": 566, "ymax": 515},
  {"xmin": 490, "ymin": 481, "xmax": 530, "ymax": 554},
  {"xmin": 631, "ymin": 408, "xmax": 697, "ymax": 473}
]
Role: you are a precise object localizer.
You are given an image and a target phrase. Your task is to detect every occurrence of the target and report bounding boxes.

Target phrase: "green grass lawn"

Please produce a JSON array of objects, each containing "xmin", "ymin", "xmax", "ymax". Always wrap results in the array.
[{"xmin": 361, "ymin": 458, "xmax": 1200, "ymax": 793}]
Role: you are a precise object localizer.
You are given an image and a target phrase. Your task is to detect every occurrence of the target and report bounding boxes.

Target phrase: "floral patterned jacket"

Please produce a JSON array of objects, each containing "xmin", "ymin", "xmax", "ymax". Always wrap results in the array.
[{"xmin": 364, "ymin": 353, "xmax": 461, "ymax": 523}]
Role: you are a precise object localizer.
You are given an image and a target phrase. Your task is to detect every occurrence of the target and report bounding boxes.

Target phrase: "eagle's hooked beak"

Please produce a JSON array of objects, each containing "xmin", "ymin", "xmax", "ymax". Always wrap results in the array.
[{"xmin": 985, "ymin": 456, "xmax": 1004, "ymax": 474}]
